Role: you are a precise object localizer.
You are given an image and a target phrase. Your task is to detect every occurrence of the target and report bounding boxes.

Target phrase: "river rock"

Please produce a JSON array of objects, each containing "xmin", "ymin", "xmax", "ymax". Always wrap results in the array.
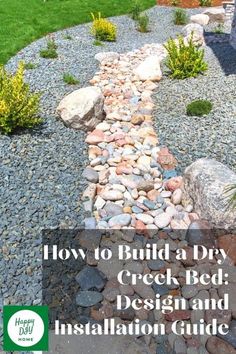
[
  {"xmin": 185, "ymin": 220, "xmax": 216, "ymax": 248},
  {"xmin": 95, "ymin": 51, "xmax": 120, "ymax": 63},
  {"xmin": 76, "ymin": 291, "xmax": 103, "ymax": 307},
  {"xmin": 104, "ymin": 202, "xmax": 123, "ymax": 217},
  {"xmin": 75, "ymin": 266, "xmax": 106, "ymax": 291},
  {"xmin": 206, "ymin": 336, "xmax": 236, "ymax": 354},
  {"xmin": 183, "ymin": 159, "xmax": 236, "ymax": 229},
  {"xmin": 154, "ymin": 213, "xmax": 171, "ymax": 228},
  {"xmin": 82, "ymin": 167, "xmax": 99, "ymax": 183},
  {"xmin": 218, "ymin": 234, "xmax": 236, "ymax": 264},
  {"xmin": 56, "ymin": 86, "xmax": 104, "ymax": 131},
  {"xmin": 134, "ymin": 55, "xmax": 162, "ymax": 82},
  {"xmin": 108, "ymin": 213, "xmax": 131, "ymax": 227}
]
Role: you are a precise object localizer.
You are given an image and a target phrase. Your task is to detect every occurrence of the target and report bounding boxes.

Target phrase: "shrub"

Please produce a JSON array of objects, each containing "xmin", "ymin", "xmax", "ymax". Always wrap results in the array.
[
  {"xmin": 137, "ymin": 13, "xmax": 149, "ymax": 33},
  {"xmin": 63, "ymin": 73, "xmax": 80, "ymax": 85},
  {"xmin": 91, "ymin": 13, "xmax": 116, "ymax": 42},
  {"xmin": 173, "ymin": 8, "xmax": 188, "ymax": 25},
  {"xmin": 0, "ymin": 62, "xmax": 41, "ymax": 134},
  {"xmin": 93, "ymin": 39, "xmax": 104, "ymax": 46},
  {"xmin": 164, "ymin": 35, "xmax": 208, "ymax": 79},
  {"xmin": 63, "ymin": 33, "xmax": 73, "ymax": 40},
  {"xmin": 186, "ymin": 99, "xmax": 213, "ymax": 116},
  {"xmin": 40, "ymin": 39, "xmax": 58, "ymax": 59},
  {"xmin": 24, "ymin": 62, "xmax": 37, "ymax": 70},
  {"xmin": 130, "ymin": 0, "xmax": 142, "ymax": 20},
  {"xmin": 199, "ymin": 0, "xmax": 212, "ymax": 6}
]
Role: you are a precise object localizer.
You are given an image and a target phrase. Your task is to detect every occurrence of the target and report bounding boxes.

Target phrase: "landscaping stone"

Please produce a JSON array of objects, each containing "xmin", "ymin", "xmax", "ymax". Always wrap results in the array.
[
  {"xmin": 56, "ymin": 87, "xmax": 104, "ymax": 131},
  {"xmin": 190, "ymin": 14, "xmax": 210, "ymax": 26},
  {"xmin": 134, "ymin": 55, "xmax": 163, "ymax": 82},
  {"xmin": 75, "ymin": 266, "xmax": 106, "ymax": 291},
  {"xmin": 95, "ymin": 51, "xmax": 120, "ymax": 63},
  {"xmin": 76, "ymin": 291, "xmax": 103, "ymax": 307},
  {"xmin": 206, "ymin": 336, "xmax": 236, "ymax": 354},
  {"xmin": 108, "ymin": 214, "xmax": 132, "ymax": 227},
  {"xmin": 183, "ymin": 159, "xmax": 236, "ymax": 229},
  {"xmin": 182, "ymin": 23, "xmax": 204, "ymax": 45},
  {"xmin": 82, "ymin": 167, "xmax": 99, "ymax": 183},
  {"xmin": 203, "ymin": 8, "xmax": 226, "ymax": 23}
]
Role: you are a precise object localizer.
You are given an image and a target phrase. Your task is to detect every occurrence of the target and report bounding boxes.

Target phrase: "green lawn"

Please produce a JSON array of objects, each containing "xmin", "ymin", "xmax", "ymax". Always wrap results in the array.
[{"xmin": 0, "ymin": 0, "xmax": 155, "ymax": 64}]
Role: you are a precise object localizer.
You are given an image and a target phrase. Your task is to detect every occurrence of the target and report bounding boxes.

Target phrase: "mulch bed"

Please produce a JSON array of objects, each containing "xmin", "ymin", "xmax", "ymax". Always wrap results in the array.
[{"xmin": 158, "ymin": 0, "xmax": 223, "ymax": 8}]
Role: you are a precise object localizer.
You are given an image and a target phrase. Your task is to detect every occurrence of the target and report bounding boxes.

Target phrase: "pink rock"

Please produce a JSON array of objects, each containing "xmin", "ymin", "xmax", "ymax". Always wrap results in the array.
[
  {"xmin": 85, "ymin": 129, "xmax": 105, "ymax": 144},
  {"xmin": 157, "ymin": 147, "xmax": 178, "ymax": 170},
  {"xmin": 165, "ymin": 310, "xmax": 191, "ymax": 321},
  {"xmin": 166, "ymin": 176, "xmax": 183, "ymax": 192}
]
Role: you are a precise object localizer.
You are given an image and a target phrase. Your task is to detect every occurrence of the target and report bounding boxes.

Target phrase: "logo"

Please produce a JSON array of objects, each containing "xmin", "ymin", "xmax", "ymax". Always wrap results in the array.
[{"xmin": 3, "ymin": 306, "xmax": 48, "ymax": 351}]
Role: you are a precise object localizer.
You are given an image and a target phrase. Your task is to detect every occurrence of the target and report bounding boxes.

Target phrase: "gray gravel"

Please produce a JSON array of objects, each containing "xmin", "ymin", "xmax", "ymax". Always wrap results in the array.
[{"xmin": 0, "ymin": 4, "xmax": 235, "ymax": 314}]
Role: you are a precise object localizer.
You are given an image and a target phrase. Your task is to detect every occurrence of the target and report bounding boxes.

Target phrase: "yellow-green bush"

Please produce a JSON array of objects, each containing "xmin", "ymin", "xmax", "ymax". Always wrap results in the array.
[
  {"xmin": 0, "ymin": 62, "xmax": 41, "ymax": 134},
  {"xmin": 91, "ymin": 13, "xmax": 117, "ymax": 42}
]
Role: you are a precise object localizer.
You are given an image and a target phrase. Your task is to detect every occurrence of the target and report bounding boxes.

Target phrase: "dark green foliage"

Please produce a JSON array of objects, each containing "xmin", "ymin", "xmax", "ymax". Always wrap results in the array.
[
  {"xmin": 130, "ymin": 0, "xmax": 142, "ymax": 20},
  {"xmin": 40, "ymin": 39, "xmax": 58, "ymax": 59},
  {"xmin": 173, "ymin": 8, "xmax": 188, "ymax": 25},
  {"xmin": 63, "ymin": 73, "xmax": 80, "ymax": 85},
  {"xmin": 164, "ymin": 35, "xmax": 208, "ymax": 79},
  {"xmin": 186, "ymin": 99, "xmax": 213, "ymax": 116},
  {"xmin": 137, "ymin": 13, "xmax": 150, "ymax": 32}
]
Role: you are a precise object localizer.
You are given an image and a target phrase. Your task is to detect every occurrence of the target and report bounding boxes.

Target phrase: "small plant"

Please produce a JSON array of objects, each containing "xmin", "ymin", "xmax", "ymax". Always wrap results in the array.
[
  {"xmin": 170, "ymin": 0, "xmax": 180, "ymax": 6},
  {"xmin": 0, "ymin": 62, "xmax": 41, "ymax": 134},
  {"xmin": 130, "ymin": 0, "xmax": 142, "ymax": 20},
  {"xmin": 173, "ymin": 8, "xmax": 188, "ymax": 25},
  {"xmin": 214, "ymin": 24, "xmax": 225, "ymax": 34},
  {"xmin": 63, "ymin": 73, "xmax": 80, "ymax": 85},
  {"xmin": 164, "ymin": 34, "xmax": 208, "ymax": 79},
  {"xmin": 186, "ymin": 99, "xmax": 213, "ymax": 116},
  {"xmin": 24, "ymin": 62, "xmax": 38, "ymax": 70},
  {"xmin": 199, "ymin": 0, "xmax": 212, "ymax": 6},
  {"xmin": 137, "ymin": 13, "xmax": 150, "ymax": 33},
  {"xmin": 225, "ymin": 184, "xmax": 236, "ymax": 210},
  {"xmin": 91, "ymin": 13, "xmax": 116, "ymax": 42},
  {"xmin": 93, "ymin": 39, "xmax": 104, "ymax": 46},
  {"xmin": 63, "ymin": 33, "xmax": 73, "ymax": 40},
  {"xmin": 40, "ymin": 39, "xmax": 58, "ymax": 59}
]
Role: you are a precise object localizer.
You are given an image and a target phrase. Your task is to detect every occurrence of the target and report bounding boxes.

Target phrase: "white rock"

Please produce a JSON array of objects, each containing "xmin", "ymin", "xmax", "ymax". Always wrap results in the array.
[
  {"xmin": 136, "ymin": 213, "xmax": 154, "ymax": 225},
  {"xmin": 56, "ymin": 87, "xmax": 104, "ymax": 131},
  {"xmin": 190, "ymin": 14, "xmax": 209, "ymax": 26},
  {"xmin": 154, "ymin": 212, "xmax": 171, "ymax": 228},
  {"xmin": 95, "ymin": 51, "xmax": 120, "ymax": 63},
  {"xmin": 182, "ymin": 23, "xmax": 204, "ymax": 46},
  {"xmin": 133, "ymin": 55, "xmax": 162, "ymax": 82},
  {"xmin": 96, "ymin": 122, "xmax": 110, "ymax": 131},
  {"xmin": 94, "ymin": 196, "xmax": 106, "ymax": 210},
  {"xmin": 100, "ymin": 190, "xmax": 123, "ymax": 201},
  {"xmin": 203, "ymin": 8, "xmax": 226, "ymax": 23},
  {"xmin": 171, "ymin": 188, "xmax": 183, "ymax": 205}
]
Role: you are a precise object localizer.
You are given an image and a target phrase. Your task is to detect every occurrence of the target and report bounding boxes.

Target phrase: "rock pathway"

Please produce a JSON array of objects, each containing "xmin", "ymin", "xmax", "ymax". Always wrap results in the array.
[{"xmin": 77, "ymin": 44, "xmax": 236, "ymax": 354}]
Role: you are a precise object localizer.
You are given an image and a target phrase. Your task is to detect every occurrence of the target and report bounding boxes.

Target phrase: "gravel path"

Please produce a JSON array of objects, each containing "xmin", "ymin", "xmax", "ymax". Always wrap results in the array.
[{"xmin": 0, "ymin": 4, "xmax": 235, "ymax": 310}]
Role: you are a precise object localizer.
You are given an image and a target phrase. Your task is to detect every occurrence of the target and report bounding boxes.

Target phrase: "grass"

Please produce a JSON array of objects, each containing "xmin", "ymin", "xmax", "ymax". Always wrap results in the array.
[
  {"xmin": 24, "ymin": 62, "xmax": 38, "ymax": 70},
  {"xmin": 40, "ymin": 39, "xmax": 58, "ymax": 59},
  {"xmin": 0, "ymin": 0, "xmax": 155, "ymax": 64},
  {"xmin": 63, "ymin": 73, "xmax": 80, "ymax": 85}
]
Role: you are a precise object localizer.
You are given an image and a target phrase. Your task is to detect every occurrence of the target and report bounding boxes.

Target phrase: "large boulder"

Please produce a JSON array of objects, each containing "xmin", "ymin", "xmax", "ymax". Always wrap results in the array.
[
  {"xmin": 190, "ymin": 14, "xmax": 210, "ymax": 26},
  {"xmin": 56, "ymin": 86, "xmax": 105, "ymax": 131},
  {"xmin": 182, "ymin": 158, "xmax": 236, "ymax": 229},
  {"xmin": 133, "ymin": 55, "xmax": 162, "ymax": 82},
  {"xmin": 203, "ymin": 8, "xmax": 226, "ymax": 23},
  {"xmin": 182, "ymin": 23, "xmax": 205, "ymax": 46}
]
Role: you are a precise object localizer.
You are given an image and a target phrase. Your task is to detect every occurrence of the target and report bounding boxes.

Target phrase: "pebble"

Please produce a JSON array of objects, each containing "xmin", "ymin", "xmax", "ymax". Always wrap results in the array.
[
  {"xmin": 76, "ymin": 291, "xmax": 103, "ymax": 307},
  {"xmin": 135, "ymin": 213, "xmax": 154, "ymax": 225},
  {"xmin": 82, "ymin": 167, "xmax": 99, "ymax": 183},
  {"xmin": 75, "ymin": 266, "xmax": 106, "ymax": 291},
  {"xmin": 108, "ymin": 213, "xmax": 131, "ymax": 227},
  {"xmin": 154, "ymin": 213, "xmax": 171, "ymax": 228},
  {"xmin": 100, "ymin": 190, "xmax": 124, "ymax": 201}
]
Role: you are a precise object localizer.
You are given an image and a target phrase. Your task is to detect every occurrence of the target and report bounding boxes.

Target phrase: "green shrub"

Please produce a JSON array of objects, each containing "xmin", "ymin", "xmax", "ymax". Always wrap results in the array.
[
  {"xmin": 93, "ymin": 39, "xmax": 104, "ymax": 46},
  {"xmin": 40, "ymin": 39, "xmax": 58, "ymax": 58},
  {"xmin": 63, "ymin": 33, "xmax": 73, "ymax": 40},
  {"xmin": 130, "ymin": 0, "xmax": 142, "ymax": 20},
  {"xmin": 173, "ymin": 8, "xmax": 188, "ymax": 25},
  {"xmin": 91, "ymin": 12, "xmax": 116, "ymax": 42},
  {"xmin": 164, "ymin": 35, "xmax": 208, "ymax": 79},
  {"xmin": 63, "ymin": 73, "xmax": 80, "ymax": 85},
  {"xmin": 199, "ymin": 0, "xmax": 212, "ymax": 6},
  {"xmin": 186, "ymin": 99, "xmax": 213, "ymax": 116},
  {"xmin": 0, "ymin": 62, "xmax": 41, "ymax": 134},
  {"xmin": 137, "ymin": 13, "xmax": 149, "ymax": 33},
  {"xmin": 24, "ymin": 62, "xmax": 37, "ymax": 70}
]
